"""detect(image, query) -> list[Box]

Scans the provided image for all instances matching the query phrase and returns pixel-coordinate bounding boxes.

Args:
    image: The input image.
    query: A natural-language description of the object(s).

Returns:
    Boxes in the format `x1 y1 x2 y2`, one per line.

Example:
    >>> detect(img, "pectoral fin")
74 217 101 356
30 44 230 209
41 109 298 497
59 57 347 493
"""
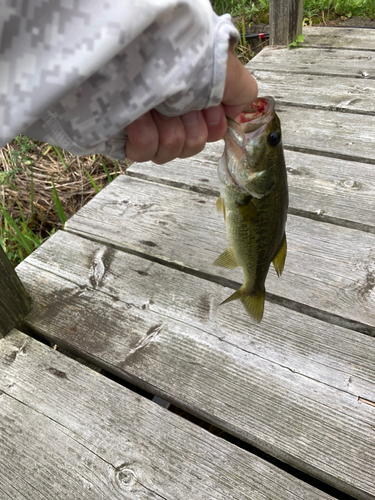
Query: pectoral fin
236 197 258 224
272 233 287 277
248 169 277 199
214 247 239 269
216 195 226 221
220 286 265 323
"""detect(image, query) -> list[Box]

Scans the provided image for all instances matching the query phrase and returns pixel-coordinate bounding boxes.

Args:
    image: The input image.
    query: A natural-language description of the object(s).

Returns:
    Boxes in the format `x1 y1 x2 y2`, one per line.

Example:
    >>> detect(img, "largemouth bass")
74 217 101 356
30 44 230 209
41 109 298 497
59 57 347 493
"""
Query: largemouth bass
215 96 288 322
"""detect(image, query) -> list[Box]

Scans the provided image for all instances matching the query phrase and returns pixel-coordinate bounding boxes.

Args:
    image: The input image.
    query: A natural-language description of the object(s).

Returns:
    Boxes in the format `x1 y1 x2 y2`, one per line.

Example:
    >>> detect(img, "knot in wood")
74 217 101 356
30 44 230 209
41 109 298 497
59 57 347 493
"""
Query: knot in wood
116 467 137 489
342 179 361 190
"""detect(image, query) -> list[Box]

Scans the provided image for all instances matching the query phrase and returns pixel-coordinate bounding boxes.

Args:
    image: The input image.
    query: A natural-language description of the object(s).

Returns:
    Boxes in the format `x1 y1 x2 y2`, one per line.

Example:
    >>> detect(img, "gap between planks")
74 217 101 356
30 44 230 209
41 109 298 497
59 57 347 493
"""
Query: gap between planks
8 321 366 500
305 45 375 53
302 26 375 52
283 145 375 166
64 225 375 338
1 329 338 500
126 169 375 236
250 46 375 80
271 101 375 118
249 67 375 81
120 144 375 235
16 232 375 499
63 174 375 337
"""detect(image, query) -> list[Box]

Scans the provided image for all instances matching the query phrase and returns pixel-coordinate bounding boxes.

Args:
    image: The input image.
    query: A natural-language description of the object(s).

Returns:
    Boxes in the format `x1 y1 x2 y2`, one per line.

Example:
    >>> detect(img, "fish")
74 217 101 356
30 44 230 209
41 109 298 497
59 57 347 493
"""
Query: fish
215 96 288 323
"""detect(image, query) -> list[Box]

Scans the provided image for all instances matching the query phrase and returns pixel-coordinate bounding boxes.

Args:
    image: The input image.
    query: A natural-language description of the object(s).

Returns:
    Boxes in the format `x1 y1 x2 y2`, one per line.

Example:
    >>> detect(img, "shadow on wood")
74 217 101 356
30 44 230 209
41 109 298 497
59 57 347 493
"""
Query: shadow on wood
0 246 31 337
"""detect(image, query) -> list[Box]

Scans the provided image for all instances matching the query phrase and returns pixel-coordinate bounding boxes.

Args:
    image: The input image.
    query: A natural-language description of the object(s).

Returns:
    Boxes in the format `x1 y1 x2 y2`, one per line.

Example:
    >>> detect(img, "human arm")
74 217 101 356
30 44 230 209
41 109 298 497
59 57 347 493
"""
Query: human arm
0 0 256 161
126 46 258 163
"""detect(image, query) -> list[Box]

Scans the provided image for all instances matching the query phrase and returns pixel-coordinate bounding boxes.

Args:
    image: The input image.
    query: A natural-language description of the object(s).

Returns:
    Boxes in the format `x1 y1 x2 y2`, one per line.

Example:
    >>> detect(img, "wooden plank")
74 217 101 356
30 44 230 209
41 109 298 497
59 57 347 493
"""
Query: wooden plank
127 145 375 232
15 231 375 499
303 26 375 51
0 329 334 500
249 46 375 79
63 175 375 331
0 246 31 338
189 106 375 166
269 0 304 46
253 70 375 114
277 104 375 163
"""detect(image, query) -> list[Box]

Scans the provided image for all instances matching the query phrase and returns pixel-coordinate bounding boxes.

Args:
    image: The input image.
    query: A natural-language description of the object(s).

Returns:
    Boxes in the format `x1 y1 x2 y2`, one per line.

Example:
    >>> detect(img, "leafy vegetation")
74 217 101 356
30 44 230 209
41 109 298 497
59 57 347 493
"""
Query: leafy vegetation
304 0 375 20
288 33 305 48
211 0 269 20
0 136 127 266
211 0 375 20
211 0 374 62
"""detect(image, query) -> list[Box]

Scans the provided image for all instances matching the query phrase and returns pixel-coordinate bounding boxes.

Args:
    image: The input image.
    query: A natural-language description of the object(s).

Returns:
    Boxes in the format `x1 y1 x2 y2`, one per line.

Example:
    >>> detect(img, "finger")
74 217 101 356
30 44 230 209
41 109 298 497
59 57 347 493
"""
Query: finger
179 110 208 158
126 112 159 162
222 46 258 119
223 103 251 121
150 110 185 164
202 105 227 142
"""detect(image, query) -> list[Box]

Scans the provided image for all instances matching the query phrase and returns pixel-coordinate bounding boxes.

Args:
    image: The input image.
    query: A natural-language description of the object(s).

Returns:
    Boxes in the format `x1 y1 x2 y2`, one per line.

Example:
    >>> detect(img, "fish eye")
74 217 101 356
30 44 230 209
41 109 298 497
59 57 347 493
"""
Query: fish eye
268 130 281 147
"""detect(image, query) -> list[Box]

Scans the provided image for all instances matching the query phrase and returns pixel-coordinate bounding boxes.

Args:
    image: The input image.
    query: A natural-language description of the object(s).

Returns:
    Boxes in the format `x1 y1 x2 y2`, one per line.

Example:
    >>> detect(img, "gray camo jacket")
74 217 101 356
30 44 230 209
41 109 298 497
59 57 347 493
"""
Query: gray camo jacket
0 0 238 159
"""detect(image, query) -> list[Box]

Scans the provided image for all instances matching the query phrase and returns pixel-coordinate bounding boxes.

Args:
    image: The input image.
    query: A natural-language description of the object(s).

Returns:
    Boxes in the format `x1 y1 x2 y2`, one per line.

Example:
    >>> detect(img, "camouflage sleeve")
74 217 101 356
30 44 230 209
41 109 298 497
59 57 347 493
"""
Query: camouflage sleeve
0 0 239 159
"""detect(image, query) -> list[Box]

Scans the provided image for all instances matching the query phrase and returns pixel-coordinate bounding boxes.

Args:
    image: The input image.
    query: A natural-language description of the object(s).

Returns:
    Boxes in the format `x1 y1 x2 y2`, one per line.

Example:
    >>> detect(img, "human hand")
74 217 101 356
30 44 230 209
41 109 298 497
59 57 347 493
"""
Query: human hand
125 46 257 164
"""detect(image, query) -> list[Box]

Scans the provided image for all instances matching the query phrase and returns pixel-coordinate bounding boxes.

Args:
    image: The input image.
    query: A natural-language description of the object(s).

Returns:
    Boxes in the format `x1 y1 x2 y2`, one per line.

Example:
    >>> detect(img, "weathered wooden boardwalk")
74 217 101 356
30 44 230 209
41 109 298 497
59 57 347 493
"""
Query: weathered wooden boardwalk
1 26 375 500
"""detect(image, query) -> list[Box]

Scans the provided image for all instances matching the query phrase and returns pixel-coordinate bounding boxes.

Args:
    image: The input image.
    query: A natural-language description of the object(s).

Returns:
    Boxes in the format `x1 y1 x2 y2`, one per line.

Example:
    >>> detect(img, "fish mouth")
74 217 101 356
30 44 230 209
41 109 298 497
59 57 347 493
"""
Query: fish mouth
227 97 275 135
222 97 276 191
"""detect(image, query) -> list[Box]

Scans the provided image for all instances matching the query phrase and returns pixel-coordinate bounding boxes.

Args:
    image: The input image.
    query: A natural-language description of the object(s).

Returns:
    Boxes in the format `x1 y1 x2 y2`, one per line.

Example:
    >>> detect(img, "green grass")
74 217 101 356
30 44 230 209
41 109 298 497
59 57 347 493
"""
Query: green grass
304 0 375 19
211 0 374 20
211 0 269 19
0 204 55 265
1 137 121 267
51 179 67 225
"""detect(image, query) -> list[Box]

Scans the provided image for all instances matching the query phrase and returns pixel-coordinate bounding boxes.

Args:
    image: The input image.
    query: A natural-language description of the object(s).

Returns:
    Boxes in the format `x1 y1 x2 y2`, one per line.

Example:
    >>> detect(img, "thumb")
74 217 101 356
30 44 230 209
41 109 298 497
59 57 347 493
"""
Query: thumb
222 46 258 120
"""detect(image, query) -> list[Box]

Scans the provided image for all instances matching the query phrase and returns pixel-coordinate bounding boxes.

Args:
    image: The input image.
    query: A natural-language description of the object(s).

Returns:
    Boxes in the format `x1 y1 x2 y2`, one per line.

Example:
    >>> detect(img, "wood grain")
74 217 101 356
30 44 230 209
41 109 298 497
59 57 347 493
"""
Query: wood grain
303 26 375 51
253 70 375 114
277 105 375 163
127 145 375 232
0 246 31 338
269 0 304 46
249 46 375 79
63 175 375 331
194 104 375 165
1 329 334 500
15 230 375 499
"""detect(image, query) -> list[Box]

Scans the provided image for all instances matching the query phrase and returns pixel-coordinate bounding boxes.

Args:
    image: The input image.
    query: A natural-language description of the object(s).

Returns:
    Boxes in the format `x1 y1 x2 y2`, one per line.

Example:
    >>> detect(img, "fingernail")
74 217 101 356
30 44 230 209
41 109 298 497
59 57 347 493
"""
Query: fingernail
181 111 198 125
205 106 223 126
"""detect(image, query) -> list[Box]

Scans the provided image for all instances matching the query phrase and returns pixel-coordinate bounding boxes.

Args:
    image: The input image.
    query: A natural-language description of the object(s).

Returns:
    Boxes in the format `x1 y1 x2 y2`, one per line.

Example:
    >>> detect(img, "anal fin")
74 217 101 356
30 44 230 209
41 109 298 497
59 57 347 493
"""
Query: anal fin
214 247 239 269
272 233 287 277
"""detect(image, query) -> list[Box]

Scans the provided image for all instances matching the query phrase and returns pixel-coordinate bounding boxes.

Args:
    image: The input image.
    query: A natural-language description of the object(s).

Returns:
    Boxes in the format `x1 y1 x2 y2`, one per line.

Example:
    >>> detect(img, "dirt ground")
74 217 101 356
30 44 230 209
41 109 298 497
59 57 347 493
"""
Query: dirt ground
332 15 375 26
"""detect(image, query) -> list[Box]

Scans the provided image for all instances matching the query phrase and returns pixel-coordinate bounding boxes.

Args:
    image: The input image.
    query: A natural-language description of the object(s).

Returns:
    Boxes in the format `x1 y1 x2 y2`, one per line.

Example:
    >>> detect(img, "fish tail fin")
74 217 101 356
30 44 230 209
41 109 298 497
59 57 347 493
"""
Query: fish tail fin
220 287 265 323
273 233 287 277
